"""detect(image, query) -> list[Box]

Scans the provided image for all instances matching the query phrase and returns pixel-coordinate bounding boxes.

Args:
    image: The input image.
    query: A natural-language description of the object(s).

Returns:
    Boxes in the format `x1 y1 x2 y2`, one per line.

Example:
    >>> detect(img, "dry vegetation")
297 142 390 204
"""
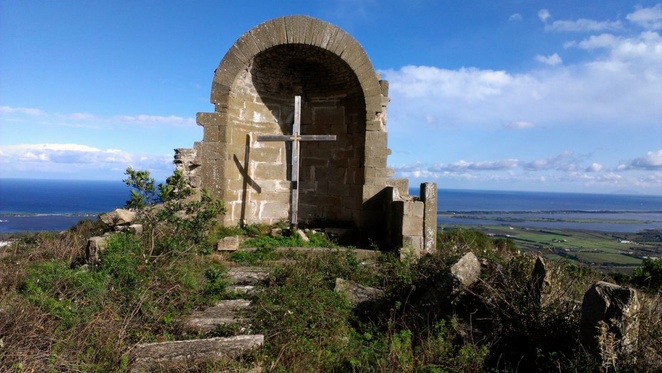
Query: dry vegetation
1 223 660 372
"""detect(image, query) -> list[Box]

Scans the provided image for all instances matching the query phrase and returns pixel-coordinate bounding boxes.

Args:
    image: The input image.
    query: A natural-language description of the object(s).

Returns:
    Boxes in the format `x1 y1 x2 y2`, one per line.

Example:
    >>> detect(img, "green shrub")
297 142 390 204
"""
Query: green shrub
19 261 108 328
632 258 662 292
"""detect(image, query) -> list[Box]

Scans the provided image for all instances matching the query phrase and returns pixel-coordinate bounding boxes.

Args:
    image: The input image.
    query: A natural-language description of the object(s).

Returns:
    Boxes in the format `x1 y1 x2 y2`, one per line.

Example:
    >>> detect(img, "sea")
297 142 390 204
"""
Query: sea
1 179 661 234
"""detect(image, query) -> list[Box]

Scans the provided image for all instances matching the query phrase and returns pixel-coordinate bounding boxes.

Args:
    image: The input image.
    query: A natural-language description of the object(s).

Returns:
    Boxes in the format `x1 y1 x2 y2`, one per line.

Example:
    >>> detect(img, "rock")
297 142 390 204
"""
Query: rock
296 229 310 242
449 252 481 290
85 236 108 265
129 335 264 372
217 236 241 251
579 281 639 367
128 224 143 235
334 278 385 307
418 252 481 308
100 209 136 226
526 256 549 306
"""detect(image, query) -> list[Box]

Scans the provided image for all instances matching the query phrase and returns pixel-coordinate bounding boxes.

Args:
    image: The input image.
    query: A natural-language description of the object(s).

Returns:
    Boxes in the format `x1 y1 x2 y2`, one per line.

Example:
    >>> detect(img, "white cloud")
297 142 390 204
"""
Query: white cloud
545 18 622 33
509 13 522 22
538 9 551 23
429 159 520 172
586 163 603 172
0 143 173 178
113 114 195 126
381 28 662 131
0 106 195 127
535 53 563 65
0 106 45 116
626 4 662 30
618 150 662 170
538 9 622 32
505 121 535 129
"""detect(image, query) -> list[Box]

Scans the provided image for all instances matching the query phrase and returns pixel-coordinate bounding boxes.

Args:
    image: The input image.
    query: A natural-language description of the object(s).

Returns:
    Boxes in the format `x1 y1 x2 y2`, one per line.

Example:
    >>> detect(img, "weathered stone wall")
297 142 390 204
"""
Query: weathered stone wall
178 15 436 253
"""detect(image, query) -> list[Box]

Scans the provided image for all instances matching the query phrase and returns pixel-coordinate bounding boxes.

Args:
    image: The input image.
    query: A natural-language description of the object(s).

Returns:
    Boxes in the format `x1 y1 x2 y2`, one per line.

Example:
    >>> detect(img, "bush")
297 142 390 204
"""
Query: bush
19 261 108 328
123 168 225 257
631 258 662 292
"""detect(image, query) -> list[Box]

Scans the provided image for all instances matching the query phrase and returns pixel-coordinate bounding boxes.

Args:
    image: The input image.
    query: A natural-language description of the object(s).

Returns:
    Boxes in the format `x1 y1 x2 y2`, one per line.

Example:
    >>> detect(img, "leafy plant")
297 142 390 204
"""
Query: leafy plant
123 167 225 256
631 258 662 292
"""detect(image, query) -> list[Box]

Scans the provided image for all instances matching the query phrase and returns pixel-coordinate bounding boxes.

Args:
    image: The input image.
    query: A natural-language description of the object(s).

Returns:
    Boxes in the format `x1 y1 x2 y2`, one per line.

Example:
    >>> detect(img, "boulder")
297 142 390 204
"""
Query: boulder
334 278 385 307
526 256 549 306
418 252 481 308
449 252 481 290
100 208 136 226
85 236 109 265
217 236 241 251
579 281 639 367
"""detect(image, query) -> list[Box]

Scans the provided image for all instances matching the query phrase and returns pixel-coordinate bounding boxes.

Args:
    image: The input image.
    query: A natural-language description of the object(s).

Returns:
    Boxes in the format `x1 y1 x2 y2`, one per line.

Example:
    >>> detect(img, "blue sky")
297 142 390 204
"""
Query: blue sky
1 1 661 195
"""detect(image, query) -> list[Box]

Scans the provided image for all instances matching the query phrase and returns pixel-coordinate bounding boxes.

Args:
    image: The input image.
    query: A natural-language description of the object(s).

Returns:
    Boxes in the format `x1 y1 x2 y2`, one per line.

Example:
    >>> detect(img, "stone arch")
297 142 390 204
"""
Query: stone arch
210 16 385 122
195 15 394 235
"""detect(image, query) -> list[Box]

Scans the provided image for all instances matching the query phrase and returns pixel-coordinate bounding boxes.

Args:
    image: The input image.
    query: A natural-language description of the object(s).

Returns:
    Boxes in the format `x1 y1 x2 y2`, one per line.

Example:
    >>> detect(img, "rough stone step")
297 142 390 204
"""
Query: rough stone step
129 334 264 372
228 266 270 285
239 246 381 261
227 285 257 294
184 299 251 333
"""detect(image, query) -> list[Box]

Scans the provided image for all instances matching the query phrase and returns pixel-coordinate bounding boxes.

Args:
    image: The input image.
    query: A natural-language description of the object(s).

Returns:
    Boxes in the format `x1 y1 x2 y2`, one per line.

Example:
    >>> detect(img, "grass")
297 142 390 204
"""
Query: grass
1 220 661 371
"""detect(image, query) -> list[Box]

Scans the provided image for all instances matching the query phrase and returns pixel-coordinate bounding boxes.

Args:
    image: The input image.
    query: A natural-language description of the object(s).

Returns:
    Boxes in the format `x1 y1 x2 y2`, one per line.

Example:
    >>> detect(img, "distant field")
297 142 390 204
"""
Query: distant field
440 224 662 271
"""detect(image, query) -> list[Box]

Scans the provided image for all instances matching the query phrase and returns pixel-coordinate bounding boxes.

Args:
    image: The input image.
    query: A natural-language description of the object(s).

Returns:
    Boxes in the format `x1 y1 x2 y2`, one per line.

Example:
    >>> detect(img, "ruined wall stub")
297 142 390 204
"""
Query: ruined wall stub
181 15 436 252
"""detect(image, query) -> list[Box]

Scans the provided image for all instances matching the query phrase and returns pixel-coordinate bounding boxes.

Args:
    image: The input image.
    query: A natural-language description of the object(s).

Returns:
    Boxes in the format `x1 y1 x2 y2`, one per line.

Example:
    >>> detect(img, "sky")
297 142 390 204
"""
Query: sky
1 1 661 195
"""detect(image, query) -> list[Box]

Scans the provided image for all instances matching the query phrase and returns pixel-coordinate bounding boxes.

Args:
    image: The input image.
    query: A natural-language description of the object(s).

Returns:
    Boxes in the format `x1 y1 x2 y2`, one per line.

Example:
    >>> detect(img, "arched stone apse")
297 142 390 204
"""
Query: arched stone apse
194 16 391 230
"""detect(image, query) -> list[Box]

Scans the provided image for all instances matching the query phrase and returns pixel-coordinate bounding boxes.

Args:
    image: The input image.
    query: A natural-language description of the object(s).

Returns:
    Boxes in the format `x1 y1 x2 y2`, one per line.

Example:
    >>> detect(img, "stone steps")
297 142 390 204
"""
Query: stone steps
129 335 264 372
128 246 379 371
184 299 252 333
128 265 270 371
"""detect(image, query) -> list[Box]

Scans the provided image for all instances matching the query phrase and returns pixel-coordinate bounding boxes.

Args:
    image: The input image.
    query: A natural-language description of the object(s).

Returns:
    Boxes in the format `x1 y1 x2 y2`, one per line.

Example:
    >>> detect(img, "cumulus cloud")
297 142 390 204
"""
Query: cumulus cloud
113 114 195 126
538 9 551 23
429 159 520 172
538 9 622 32
505 121 535 129
545 18 622 33
586 163 603 172
618 150 662 170
381 21 661 131
0 106 45 116
509 13 522 22
0 143 173 178
0 106 195 127
626 4 662 30
535 53 563 65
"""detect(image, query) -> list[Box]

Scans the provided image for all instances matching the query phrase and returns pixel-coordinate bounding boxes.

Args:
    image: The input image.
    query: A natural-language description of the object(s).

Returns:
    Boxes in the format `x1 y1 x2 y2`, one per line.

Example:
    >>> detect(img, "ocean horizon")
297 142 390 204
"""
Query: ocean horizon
1 178 661 233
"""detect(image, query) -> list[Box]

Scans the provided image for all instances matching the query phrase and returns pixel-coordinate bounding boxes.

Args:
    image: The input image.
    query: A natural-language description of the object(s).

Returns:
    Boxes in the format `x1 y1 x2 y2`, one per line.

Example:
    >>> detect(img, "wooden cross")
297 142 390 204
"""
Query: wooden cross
256 96 336 230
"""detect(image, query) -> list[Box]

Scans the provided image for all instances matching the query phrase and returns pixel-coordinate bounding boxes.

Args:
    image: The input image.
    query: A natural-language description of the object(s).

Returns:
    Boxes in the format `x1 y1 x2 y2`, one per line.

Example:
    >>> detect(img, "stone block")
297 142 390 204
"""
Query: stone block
259 201 290 220
402 235 423 252
366 120 385 132
364 155 387 168
254 162 287 180
379 80 389 97
250 146 283 163
217 236 241 252
402 213 422 237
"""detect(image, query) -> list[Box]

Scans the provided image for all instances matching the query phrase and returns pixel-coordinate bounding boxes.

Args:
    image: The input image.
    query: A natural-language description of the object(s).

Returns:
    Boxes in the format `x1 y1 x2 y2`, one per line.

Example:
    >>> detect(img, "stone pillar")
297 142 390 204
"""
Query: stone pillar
421 182 437 253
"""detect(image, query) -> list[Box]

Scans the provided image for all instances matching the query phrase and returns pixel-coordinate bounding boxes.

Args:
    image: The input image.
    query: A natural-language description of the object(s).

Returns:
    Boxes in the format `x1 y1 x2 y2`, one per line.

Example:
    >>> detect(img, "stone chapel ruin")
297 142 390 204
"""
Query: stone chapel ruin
175 15 437 253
